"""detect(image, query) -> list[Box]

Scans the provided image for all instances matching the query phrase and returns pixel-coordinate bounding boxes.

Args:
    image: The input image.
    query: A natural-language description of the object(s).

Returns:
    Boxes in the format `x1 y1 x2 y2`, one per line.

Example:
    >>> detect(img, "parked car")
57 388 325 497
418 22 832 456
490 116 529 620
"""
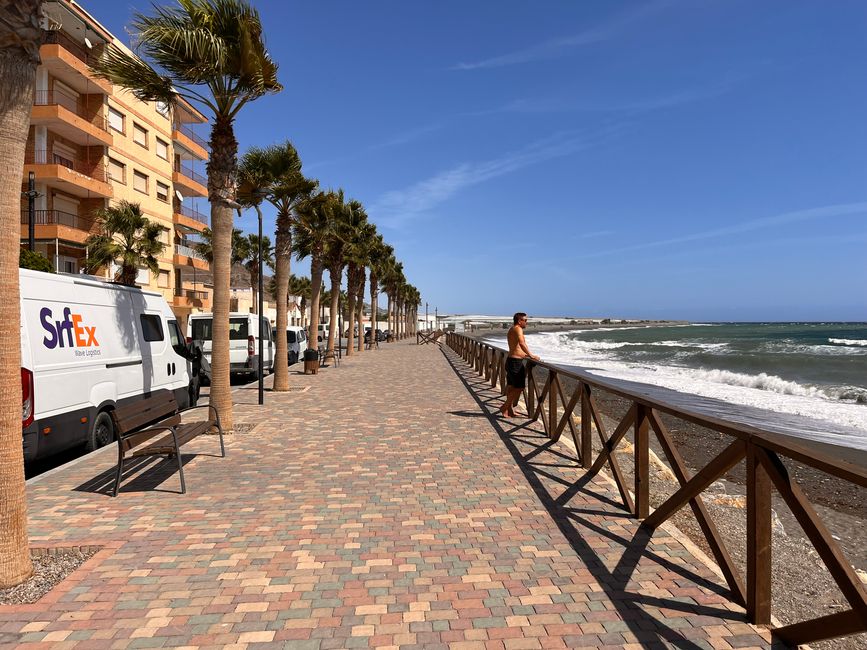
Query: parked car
381 329 392 340
20 269 196 463
187 312 274 382
273 325 308 364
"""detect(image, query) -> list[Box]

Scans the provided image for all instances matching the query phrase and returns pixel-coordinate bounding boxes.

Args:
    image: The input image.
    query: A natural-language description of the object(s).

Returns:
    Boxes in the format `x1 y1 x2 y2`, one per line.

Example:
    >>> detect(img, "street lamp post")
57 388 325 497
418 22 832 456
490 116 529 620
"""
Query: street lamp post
425 302 429 331
434 306 438 332
257 206 264 406
25 172 37 252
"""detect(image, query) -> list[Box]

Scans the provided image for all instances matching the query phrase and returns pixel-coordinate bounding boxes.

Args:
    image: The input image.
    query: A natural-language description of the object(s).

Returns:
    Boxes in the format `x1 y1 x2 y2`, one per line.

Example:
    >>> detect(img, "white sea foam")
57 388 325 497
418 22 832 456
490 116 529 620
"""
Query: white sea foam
487 331 867 448
829 338 867 347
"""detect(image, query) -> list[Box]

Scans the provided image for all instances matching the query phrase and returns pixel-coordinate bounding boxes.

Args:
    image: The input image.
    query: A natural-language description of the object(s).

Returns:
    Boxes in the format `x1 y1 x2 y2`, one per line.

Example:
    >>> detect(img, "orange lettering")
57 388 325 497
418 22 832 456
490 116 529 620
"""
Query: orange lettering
72 314 87 347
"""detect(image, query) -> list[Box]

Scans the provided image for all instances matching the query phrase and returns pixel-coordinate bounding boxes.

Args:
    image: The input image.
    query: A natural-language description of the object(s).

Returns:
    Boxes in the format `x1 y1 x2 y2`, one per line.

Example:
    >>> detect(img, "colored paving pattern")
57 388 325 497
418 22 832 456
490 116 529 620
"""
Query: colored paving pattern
1 340 778 649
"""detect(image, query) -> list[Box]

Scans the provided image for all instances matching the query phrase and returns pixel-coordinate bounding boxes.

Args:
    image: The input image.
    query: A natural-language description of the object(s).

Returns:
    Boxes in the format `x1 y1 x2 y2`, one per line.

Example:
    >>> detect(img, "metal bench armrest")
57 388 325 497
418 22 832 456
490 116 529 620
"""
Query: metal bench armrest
176 403 221 427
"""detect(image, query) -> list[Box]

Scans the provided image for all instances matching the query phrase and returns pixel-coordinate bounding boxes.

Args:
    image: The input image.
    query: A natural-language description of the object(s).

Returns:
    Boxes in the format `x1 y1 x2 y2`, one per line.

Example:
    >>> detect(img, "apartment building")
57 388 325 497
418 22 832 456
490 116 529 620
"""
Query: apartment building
20 0 212 329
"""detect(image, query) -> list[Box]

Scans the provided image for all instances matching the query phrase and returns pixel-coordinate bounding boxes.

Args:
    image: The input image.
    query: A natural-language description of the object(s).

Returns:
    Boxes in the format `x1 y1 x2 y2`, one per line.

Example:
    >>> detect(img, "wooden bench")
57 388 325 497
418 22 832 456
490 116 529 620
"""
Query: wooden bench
109 391 225 496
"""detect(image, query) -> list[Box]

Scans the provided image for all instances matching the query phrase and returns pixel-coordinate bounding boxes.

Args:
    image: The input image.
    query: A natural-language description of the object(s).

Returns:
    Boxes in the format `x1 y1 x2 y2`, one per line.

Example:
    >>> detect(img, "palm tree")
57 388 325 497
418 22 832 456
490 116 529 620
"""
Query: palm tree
242 233 273 313
367 238 392 348
287 274 312 327
238 143 316 390
92 0 282 431
322 196 365 361
84 201 167 285
293 191 337 353
344 222 377 356
0 0 43 590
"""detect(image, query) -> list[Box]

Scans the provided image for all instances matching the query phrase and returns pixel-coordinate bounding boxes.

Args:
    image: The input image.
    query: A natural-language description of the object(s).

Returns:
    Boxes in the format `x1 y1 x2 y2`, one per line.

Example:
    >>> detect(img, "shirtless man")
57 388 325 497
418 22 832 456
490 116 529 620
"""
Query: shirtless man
499 312 540 417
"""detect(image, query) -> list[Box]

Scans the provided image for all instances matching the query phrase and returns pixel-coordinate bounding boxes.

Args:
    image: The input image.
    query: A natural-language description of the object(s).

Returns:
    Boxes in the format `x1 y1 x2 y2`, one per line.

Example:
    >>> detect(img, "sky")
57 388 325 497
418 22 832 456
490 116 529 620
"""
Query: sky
84 0 867 321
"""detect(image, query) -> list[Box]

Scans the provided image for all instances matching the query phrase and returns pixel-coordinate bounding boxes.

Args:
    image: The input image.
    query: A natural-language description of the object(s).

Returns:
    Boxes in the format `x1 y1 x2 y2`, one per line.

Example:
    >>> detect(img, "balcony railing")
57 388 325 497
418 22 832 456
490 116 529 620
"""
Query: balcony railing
32 90 108 131
173 163 207 187
25 149 108 183
173 201 208 225
20 209 94 231
42 29 100 66
172 121 208 149
174 243 206 260
174 288 208 301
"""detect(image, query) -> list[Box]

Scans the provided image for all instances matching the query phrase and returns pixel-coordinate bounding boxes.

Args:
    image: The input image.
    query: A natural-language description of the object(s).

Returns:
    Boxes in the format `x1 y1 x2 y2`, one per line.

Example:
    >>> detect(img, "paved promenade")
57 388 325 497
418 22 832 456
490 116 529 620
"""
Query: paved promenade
3 340 775 649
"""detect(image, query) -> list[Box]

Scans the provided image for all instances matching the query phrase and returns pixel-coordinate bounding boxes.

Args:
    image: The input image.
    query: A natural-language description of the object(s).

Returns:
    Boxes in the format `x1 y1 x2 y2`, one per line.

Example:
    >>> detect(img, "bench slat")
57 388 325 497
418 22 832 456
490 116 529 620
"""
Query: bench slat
111 391 178 436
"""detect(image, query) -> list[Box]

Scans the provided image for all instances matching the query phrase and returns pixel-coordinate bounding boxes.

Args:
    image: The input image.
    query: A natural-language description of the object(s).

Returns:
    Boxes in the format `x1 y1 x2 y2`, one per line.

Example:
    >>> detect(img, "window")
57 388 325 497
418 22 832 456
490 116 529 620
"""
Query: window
155 101 169 117
140 314 164 342
108 107 124 133
133 170 148 194
158 270 170 288
156 180 169 202
228 318 249 340
133 123 148 148
168 320 187 357
155 138 168 160
190 318 213 342
108 157 125 183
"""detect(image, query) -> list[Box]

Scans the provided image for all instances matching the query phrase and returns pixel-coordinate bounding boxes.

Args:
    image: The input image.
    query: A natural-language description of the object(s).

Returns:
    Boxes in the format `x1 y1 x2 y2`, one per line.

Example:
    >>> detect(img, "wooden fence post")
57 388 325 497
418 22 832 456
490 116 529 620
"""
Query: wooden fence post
747 442 772 624
580 383 592 468
634 404 649 518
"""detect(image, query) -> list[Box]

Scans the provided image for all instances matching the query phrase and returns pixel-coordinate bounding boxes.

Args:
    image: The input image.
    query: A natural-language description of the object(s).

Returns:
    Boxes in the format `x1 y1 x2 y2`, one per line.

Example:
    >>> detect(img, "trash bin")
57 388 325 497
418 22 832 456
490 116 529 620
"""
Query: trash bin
303 348 320 375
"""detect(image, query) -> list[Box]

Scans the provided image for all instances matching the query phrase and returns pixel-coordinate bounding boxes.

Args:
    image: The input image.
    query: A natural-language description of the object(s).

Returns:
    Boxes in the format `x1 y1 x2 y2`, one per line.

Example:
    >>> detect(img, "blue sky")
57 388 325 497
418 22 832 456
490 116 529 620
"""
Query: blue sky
87 0 867 321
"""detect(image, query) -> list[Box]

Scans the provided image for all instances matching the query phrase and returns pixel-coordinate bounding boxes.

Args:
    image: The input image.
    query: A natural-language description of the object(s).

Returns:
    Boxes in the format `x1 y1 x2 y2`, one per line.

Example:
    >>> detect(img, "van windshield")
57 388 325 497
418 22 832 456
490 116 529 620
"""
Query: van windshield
191 318 249 341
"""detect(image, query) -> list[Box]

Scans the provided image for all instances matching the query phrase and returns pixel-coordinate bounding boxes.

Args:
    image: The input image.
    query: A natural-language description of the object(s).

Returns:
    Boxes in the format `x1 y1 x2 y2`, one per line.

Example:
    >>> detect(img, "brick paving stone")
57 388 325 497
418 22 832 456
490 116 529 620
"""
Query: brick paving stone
4 340 778 648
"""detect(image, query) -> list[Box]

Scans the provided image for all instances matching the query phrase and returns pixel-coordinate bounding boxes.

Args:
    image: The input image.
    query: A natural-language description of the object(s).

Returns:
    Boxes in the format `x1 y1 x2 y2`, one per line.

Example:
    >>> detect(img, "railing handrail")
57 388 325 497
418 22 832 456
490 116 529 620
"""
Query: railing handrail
174 202 208 224
445 331 867 646
174 288 208 300
24 149 108 183
173 163 207 186
20 208 95 231
448 333 866 485
172 121 208 149
42 29 94 65
32 90 109 131
174 243 205 260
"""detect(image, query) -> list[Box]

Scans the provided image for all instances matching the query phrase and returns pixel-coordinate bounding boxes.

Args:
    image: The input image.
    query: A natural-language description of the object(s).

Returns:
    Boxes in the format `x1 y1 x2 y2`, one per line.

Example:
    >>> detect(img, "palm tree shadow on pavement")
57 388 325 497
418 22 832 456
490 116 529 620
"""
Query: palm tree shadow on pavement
439 345 760 650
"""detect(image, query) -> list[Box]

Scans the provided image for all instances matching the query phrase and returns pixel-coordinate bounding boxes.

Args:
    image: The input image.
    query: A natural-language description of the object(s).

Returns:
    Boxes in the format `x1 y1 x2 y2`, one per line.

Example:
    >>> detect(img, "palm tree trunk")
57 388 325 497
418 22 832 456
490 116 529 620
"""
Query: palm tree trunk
307 255 324 353
345 265 358 357
356 267 365 352
0 10 40 587
206 114 238 432
273 209 291 390
325 265 341 360
368 274 376 349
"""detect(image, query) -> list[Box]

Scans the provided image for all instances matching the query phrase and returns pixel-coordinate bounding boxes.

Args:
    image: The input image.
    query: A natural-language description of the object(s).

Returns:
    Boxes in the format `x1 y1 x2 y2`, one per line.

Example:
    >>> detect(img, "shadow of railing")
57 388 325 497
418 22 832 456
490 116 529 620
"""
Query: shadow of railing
440 347 749 649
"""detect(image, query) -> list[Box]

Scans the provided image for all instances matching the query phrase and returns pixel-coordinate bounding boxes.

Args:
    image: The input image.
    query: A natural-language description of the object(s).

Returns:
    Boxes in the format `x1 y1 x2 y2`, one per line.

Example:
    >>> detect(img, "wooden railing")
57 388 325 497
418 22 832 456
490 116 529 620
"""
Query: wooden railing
445 332 867 647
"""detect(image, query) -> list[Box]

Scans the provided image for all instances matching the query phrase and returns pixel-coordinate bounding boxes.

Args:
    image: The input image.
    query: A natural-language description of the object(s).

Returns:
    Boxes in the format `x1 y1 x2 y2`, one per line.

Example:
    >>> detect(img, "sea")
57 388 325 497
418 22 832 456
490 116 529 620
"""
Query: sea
488 322 867 451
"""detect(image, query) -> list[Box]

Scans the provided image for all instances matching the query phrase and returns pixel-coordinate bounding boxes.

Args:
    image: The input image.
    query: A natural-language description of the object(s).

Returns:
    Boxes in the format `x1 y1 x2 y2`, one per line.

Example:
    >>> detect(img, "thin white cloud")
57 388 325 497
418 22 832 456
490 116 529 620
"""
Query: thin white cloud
576 202 867 260
453 1 673 71
371 124 627 228
371 123 443 150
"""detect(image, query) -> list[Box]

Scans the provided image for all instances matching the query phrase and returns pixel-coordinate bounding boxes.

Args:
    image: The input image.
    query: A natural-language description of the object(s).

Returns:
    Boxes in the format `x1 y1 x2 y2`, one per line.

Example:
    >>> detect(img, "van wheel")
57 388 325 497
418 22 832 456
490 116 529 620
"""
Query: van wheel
87 411 114 452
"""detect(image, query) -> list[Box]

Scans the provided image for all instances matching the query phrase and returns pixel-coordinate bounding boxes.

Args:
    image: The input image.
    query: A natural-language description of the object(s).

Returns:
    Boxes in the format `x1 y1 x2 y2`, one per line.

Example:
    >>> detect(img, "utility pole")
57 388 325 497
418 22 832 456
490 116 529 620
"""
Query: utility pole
425 302 429 331
434 306 438 331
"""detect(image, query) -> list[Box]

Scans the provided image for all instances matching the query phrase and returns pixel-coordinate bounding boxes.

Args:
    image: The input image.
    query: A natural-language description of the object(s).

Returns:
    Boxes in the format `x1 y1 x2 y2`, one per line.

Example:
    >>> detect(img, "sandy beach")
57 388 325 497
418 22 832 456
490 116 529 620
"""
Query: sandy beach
463 324 867 649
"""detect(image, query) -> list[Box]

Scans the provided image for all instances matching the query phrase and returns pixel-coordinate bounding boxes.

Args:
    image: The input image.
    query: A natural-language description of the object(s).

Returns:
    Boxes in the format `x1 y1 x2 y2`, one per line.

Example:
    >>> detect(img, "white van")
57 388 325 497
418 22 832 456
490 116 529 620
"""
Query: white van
187 312 273 382
273 325 308 364
20 269 195 463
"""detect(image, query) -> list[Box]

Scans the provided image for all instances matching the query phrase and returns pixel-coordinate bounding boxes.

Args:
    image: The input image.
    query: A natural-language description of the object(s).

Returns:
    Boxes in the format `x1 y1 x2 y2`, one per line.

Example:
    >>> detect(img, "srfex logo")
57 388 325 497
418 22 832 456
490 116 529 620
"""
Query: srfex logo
41 307 99 350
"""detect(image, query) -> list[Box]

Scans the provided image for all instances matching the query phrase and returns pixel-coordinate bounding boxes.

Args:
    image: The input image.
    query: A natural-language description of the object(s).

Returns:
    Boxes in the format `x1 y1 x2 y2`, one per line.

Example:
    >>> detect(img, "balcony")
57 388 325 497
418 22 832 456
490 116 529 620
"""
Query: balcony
20 209 96 244
172 163 207 198
173 242 209 270
31 91 112 147
24 149 112 198
173 287 211 309
39 30 111 95
173 201 208 231
171 121 208 160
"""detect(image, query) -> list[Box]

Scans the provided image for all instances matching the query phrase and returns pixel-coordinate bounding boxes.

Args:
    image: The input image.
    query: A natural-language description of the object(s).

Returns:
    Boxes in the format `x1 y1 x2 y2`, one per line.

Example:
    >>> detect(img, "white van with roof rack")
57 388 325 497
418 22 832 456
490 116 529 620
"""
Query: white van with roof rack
20 269 196 463
187 312 273 382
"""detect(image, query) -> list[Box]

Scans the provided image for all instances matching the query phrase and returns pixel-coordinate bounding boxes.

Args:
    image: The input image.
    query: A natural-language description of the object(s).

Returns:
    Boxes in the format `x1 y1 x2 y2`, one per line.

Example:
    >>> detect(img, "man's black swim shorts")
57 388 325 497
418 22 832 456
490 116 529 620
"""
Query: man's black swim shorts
505 357 527 389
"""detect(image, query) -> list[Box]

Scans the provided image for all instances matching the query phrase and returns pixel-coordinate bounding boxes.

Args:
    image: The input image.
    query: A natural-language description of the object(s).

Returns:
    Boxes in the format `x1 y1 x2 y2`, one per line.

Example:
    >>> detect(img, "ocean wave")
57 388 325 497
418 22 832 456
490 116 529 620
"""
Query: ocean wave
829 338 867 347
688 368 829 399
